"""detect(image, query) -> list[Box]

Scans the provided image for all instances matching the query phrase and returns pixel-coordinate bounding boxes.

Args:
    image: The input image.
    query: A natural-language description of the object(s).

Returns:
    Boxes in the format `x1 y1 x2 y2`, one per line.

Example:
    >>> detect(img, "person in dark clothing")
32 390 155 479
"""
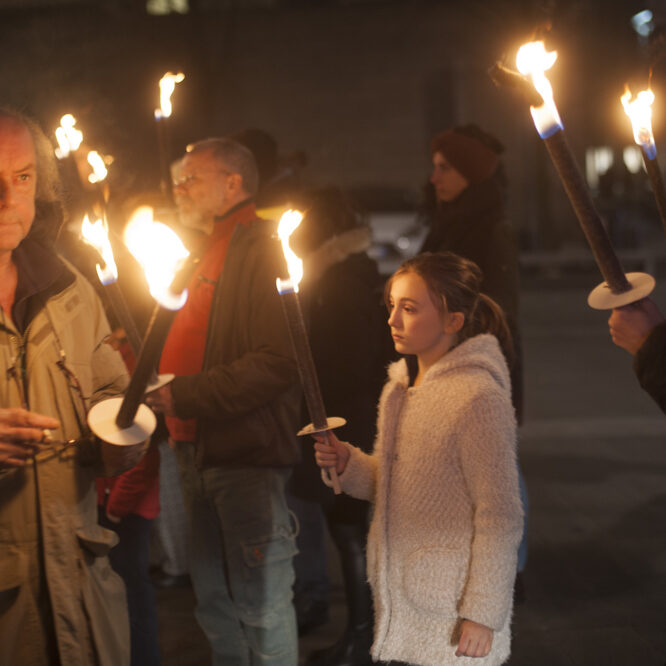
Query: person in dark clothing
288 187 392 666
420 125 521 414
609 297 666 412
146 137 301 665
419 124 528 584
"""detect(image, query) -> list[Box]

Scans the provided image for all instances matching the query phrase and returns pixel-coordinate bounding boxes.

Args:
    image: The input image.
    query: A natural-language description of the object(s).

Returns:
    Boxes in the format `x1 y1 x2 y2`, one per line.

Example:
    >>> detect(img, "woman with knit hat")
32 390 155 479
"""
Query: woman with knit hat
421 127 529 593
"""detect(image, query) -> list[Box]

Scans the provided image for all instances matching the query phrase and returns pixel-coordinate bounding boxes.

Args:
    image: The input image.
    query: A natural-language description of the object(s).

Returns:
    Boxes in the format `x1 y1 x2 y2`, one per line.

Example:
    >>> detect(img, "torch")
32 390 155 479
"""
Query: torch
621 86 666 232
87 207 193 447
154 71 185 201
54 114 87 198
490 41 655 310
276 210 344 494
81 214 143 357
86 149 113 220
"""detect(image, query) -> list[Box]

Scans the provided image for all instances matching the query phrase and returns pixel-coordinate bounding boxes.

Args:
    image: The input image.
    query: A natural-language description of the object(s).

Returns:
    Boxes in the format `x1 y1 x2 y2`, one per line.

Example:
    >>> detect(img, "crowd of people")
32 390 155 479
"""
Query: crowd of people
0 104 663 666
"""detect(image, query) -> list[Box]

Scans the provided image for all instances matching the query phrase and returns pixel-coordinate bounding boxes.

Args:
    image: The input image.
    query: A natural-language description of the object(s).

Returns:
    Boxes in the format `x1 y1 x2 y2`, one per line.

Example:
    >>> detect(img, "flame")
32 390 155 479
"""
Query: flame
54 114 83 159
276 210 304 294
87 150 108 184
124 206 190 309
81 214 118 285
516 41 563 138
155 72 185 119
621 86 656 159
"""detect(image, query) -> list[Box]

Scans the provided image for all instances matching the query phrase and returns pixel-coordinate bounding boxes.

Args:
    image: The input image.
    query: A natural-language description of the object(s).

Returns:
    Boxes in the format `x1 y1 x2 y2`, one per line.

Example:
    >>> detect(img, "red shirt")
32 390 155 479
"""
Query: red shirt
159 202 256 442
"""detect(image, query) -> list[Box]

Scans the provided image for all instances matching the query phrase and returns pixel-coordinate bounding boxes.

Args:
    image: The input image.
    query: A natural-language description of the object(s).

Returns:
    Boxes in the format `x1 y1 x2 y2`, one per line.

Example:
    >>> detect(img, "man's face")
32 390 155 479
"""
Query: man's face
0 119 36 253
173 149 232 233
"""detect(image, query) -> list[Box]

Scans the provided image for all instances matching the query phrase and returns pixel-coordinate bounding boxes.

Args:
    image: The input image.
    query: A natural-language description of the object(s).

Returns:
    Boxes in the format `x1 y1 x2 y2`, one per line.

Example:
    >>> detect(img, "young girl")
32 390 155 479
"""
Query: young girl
314 251 523 665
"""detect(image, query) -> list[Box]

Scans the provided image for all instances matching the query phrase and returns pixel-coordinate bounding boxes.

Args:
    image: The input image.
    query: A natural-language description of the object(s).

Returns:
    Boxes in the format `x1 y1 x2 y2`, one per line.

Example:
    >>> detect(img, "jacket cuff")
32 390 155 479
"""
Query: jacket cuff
320 442 376 502
170 375 197 420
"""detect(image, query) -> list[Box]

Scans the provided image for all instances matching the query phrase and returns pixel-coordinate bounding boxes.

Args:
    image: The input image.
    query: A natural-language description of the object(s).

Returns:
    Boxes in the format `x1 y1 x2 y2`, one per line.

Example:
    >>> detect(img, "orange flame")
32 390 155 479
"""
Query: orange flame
54 114 83 159
87 150 109 184
516 41 563 138
621 86 656 158
155 72 185 119
276 210 304 293
124 206 190 309
81 214 117 284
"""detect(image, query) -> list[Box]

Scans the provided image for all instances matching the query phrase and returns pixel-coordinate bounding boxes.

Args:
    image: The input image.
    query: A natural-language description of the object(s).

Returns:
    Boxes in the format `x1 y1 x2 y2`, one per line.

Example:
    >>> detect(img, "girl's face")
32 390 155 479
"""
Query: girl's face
430 151 469 203
388 271 462 368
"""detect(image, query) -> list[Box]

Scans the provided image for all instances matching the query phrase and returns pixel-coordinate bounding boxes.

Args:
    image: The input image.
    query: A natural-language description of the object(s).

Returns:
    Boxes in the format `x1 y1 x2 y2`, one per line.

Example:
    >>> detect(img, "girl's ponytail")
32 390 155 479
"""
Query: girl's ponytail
467 293 514 365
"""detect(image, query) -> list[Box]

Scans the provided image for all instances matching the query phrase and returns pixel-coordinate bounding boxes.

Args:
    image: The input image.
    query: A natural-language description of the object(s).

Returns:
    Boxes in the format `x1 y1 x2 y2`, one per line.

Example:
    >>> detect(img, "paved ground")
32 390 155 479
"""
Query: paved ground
155 273 666 666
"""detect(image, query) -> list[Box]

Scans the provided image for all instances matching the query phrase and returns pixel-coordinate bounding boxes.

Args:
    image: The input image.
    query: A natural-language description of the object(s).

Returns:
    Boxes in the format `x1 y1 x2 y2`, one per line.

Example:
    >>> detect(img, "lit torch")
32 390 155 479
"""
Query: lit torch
490 41 655 309
54 113 83 159
86 149 113 220
81 214 143 357
276 210 343 494
87 206 195 446
154 71 185 201
54 113 88 198
621 86 666 231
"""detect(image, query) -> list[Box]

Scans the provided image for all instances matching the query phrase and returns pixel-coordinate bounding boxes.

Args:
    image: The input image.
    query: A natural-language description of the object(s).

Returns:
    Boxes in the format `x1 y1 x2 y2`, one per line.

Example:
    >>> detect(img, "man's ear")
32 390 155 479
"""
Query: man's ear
445 311 465 334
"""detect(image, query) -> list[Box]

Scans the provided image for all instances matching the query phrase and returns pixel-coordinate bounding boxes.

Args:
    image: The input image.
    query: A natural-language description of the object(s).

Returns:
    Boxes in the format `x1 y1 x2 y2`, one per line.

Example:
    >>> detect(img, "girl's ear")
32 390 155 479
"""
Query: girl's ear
445 311 465 334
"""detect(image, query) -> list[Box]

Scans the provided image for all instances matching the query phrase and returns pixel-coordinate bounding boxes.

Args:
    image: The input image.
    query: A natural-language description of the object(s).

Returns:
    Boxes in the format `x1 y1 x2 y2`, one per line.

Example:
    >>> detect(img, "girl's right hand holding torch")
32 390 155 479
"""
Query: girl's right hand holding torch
313 430 351 476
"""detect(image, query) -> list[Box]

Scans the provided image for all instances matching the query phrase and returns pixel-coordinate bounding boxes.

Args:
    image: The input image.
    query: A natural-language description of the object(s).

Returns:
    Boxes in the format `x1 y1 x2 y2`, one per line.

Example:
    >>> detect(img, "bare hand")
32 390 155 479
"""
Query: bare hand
313 430 350 475
609 298 664 355
0 408 60 468
455 619 493 658
145 384 176 417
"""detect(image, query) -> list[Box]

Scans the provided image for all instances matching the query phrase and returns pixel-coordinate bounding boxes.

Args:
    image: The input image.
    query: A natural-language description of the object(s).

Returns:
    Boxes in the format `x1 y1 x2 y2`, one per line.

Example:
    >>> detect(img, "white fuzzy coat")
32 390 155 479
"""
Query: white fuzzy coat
325 334 523 666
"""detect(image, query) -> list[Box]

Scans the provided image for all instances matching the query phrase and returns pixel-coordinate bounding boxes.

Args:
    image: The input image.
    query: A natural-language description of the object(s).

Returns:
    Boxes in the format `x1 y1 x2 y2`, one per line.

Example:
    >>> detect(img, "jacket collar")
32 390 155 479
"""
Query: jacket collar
304 227 372 285
11 238 73 333
388 334 510 392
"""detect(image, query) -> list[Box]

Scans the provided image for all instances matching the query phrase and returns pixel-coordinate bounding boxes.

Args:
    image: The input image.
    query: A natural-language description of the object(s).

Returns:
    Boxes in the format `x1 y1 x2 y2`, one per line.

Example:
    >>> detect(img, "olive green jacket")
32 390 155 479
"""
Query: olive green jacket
0 241 131 666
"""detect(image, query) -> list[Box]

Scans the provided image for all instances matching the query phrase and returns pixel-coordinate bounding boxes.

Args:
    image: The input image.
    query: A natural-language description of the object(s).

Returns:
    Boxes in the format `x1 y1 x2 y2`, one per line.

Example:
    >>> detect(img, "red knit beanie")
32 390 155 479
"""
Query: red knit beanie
430 129 499 184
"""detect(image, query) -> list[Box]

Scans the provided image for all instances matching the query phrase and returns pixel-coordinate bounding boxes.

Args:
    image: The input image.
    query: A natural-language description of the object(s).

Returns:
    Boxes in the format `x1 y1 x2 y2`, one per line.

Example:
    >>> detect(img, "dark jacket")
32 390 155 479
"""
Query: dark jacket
420 177 519 329
634 321 666 413
170 207 301 468
289 228 392 508
419 176 523 422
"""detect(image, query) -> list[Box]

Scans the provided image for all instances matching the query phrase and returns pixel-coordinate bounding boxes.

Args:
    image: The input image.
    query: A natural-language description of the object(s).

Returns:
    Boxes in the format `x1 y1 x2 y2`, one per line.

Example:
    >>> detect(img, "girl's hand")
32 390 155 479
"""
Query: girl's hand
455 619 493 658
313 430 350 475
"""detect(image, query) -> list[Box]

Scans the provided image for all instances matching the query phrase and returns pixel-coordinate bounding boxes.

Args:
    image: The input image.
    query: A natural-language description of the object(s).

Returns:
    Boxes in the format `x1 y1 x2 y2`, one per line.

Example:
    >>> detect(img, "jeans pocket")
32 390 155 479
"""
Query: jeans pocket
237 532 297 622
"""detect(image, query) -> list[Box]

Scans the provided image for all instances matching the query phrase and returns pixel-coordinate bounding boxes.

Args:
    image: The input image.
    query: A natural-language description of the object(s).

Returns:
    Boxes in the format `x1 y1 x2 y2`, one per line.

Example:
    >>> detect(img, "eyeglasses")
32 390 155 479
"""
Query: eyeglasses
172 169 232 189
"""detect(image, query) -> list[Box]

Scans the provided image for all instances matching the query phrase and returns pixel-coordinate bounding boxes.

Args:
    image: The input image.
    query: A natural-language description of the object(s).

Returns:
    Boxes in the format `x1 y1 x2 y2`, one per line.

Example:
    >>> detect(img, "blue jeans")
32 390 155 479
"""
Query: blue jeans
99 510 161 666
175 443 298 666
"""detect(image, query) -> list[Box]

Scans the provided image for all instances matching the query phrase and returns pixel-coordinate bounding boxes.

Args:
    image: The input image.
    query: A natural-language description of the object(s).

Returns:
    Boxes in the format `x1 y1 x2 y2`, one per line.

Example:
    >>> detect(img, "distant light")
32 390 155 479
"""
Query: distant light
623 145 644 174
631 10 654 37
396 236 411 251
585 146 614 189
146 0 189 15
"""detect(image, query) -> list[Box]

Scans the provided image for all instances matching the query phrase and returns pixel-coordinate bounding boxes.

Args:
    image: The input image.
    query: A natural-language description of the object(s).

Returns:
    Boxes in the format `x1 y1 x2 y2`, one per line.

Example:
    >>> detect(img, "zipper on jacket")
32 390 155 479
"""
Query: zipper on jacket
6 331 29 410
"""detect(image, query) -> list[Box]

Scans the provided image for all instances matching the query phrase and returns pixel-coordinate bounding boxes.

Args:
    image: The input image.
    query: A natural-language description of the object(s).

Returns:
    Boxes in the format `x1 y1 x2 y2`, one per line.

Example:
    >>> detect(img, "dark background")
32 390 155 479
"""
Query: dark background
2 0 665 252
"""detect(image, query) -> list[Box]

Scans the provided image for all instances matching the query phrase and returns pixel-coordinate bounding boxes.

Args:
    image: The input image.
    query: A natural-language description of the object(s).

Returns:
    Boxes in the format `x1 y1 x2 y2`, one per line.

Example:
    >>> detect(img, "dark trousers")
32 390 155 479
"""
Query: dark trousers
99 509 161 666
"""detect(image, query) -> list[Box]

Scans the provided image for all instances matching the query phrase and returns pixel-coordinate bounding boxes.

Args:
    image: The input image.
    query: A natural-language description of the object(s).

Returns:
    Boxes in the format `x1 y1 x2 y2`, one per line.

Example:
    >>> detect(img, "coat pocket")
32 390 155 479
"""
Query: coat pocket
76 527 130 666
402 547 466 617
0 547 27 593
